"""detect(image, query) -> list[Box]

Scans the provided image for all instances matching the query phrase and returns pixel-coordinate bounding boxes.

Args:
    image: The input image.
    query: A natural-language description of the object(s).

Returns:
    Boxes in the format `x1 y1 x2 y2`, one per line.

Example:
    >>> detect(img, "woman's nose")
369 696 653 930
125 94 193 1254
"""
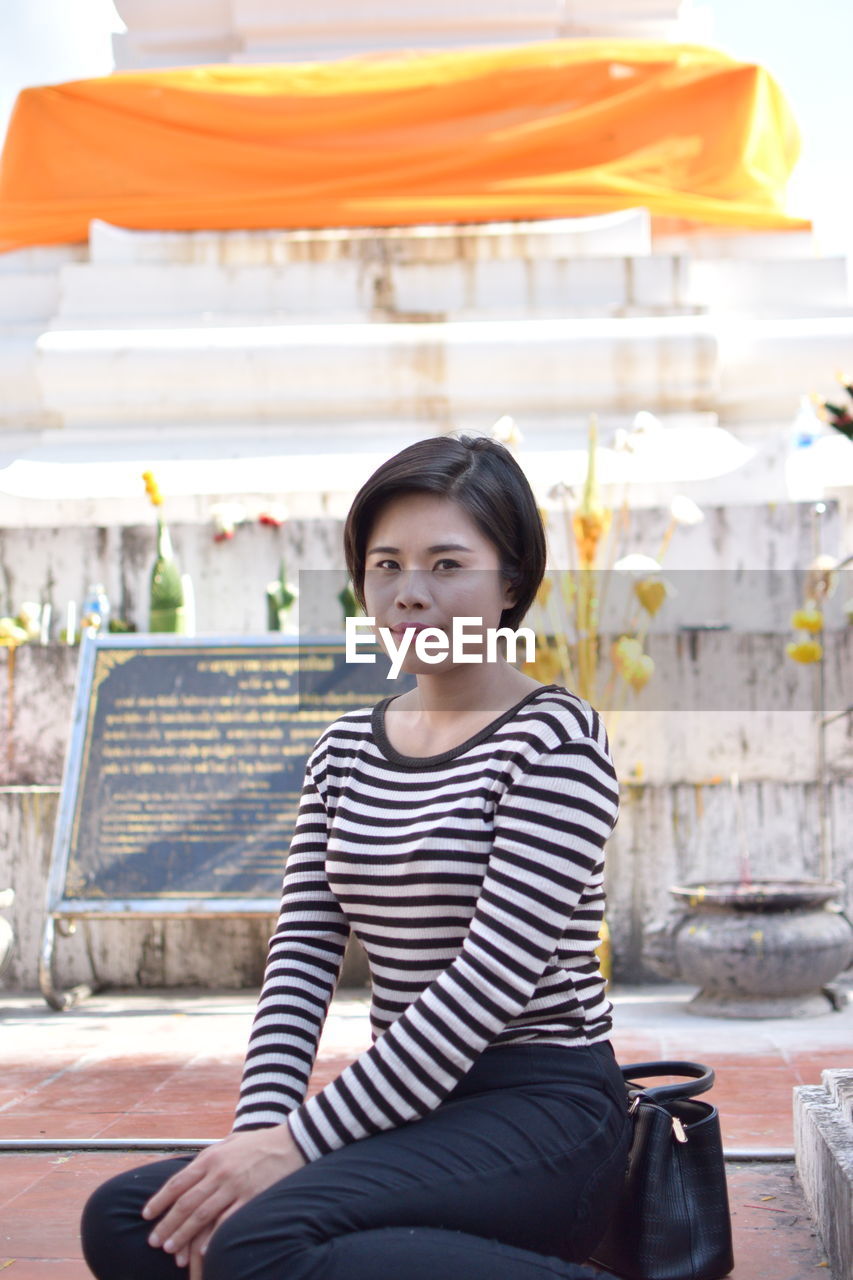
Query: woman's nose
393 569 433 608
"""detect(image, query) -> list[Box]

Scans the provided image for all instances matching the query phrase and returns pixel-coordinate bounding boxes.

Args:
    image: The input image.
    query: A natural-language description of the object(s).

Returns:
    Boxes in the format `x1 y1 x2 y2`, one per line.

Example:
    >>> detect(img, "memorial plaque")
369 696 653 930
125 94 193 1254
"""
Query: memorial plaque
45 634 411 917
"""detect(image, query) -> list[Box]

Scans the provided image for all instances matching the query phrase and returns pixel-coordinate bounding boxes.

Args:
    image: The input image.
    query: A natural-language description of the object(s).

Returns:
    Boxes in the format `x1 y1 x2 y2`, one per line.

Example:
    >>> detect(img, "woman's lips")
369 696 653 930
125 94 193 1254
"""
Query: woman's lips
388 622 435 636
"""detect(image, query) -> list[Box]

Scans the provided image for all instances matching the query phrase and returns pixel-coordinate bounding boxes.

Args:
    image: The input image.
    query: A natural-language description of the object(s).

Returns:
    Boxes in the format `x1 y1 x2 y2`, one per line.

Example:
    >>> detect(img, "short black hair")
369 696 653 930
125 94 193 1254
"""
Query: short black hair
344 434 546 631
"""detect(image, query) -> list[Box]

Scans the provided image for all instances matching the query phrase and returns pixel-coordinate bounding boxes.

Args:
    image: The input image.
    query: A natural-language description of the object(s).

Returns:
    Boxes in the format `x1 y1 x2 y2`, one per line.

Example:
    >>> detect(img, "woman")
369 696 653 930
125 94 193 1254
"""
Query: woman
82 434 631 1280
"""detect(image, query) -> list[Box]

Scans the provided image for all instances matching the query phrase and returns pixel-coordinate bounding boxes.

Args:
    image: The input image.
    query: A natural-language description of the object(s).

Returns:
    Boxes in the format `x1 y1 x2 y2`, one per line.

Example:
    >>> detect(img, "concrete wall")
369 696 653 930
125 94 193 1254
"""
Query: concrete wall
3 635 851 790
2 636 850 992
3 775 851 995
0 785 369 993
0 518 347 658
1 499 847 645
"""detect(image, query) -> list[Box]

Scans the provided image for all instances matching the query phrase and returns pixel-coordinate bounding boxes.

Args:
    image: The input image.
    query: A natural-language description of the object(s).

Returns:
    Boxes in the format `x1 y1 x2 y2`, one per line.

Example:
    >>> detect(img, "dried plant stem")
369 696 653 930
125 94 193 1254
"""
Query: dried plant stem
597 494 631 639
545 584 575 688
655 516 677 564
576 570 598 702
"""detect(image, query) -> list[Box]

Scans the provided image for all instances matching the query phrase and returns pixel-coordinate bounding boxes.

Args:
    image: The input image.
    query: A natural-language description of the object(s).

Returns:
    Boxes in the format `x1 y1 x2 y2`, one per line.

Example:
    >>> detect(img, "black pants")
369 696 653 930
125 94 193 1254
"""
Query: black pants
81 1041 631 1280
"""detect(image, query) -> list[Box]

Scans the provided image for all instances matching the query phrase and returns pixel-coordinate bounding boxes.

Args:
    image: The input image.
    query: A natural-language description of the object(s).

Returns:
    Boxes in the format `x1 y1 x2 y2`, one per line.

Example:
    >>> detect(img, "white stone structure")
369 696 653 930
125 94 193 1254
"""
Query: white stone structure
111 1 709 69
2 214 852 532
1 0 851 1000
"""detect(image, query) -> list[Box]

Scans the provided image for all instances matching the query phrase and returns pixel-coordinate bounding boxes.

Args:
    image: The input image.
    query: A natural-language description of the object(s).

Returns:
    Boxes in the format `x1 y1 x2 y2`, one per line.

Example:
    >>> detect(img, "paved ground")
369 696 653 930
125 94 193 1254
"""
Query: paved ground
1 982 848 1278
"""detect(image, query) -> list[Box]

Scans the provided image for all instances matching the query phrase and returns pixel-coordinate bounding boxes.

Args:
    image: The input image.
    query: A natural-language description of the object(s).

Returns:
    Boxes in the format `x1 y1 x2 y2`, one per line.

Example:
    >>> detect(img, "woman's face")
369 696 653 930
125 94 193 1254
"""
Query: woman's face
362 492 516 675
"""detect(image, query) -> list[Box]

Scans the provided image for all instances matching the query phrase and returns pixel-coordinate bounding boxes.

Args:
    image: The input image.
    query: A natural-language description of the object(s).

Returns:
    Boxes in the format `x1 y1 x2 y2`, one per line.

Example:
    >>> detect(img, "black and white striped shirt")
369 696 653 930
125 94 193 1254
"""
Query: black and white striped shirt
232 682 619 1162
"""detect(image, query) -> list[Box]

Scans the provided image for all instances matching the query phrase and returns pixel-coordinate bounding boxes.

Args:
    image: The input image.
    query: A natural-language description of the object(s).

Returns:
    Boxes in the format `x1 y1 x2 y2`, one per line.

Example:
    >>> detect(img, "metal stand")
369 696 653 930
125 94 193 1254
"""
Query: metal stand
39 914 106 1011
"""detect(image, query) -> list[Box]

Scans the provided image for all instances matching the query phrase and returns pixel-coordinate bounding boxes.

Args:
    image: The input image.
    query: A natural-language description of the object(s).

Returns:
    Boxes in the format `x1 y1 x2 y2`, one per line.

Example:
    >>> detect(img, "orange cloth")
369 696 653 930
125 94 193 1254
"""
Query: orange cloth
0 39 809 251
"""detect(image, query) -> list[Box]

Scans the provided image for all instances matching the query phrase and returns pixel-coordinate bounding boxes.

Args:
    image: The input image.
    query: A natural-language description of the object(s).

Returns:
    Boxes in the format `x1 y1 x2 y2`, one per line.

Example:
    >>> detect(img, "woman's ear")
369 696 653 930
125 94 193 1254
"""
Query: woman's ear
501 574 518 609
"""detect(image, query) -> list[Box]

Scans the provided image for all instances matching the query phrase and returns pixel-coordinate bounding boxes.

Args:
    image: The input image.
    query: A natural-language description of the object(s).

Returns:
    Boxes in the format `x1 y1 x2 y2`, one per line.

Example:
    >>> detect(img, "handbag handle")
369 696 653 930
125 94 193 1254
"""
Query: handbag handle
619 1060 715 1102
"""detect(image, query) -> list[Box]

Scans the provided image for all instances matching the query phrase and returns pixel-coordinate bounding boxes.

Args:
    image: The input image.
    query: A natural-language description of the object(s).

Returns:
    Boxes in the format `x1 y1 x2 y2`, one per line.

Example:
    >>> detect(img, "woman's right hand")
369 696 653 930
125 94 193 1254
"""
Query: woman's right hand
143 1125 307 1270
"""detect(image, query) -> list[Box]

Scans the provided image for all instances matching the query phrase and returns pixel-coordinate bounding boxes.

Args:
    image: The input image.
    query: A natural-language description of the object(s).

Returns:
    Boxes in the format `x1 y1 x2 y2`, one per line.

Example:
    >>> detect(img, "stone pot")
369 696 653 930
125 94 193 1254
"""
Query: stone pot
669 879 853 1018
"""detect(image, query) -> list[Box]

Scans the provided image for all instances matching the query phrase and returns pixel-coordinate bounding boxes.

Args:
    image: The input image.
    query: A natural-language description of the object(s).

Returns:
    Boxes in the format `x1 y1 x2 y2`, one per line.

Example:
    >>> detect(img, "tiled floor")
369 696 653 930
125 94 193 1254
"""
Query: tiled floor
1 984 848 1278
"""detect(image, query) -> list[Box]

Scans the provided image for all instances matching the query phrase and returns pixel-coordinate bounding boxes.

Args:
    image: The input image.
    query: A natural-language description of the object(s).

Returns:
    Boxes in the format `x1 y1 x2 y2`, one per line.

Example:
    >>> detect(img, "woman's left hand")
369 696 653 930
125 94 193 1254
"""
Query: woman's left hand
142 1124 306 1272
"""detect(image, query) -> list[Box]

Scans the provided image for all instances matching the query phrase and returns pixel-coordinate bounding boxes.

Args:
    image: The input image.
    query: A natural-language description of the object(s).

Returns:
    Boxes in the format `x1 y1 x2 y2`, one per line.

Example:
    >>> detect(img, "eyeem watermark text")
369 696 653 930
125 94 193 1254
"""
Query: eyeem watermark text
346 617 536 679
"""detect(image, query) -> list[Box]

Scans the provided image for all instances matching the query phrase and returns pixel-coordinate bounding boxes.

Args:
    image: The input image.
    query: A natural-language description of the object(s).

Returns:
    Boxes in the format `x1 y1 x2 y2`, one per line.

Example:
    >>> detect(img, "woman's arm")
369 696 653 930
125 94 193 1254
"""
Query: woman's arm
232 753 351 1130
285 727 619 1163
144 747 349 1270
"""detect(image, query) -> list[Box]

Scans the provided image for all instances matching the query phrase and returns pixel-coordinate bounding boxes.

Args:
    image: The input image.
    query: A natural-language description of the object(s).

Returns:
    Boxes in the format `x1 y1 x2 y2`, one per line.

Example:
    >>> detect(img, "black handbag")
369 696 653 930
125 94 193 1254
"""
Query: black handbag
590 1061 734 1280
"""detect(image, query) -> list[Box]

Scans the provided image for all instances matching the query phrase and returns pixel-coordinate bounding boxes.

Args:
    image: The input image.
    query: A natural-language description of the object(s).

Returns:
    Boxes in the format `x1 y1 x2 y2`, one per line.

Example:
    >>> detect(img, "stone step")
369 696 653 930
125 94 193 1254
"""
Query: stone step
653 226 817 260
0 244 86 273
4 308 853 451
48 258 699 324
0 408 766 526
0 326 53 426
85 214 654 265
0 218 845 327
42 254 849 325
1 415 848 527
112 0 695 69
22 313 853 426
689 257 850 314
795 1071 853 1280
32 315 719 426
0 272 62 324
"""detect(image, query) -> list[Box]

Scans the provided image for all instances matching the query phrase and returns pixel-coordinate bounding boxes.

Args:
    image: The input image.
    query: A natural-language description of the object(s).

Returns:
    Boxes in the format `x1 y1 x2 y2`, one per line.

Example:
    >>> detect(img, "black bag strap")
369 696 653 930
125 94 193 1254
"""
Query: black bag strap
619 1060 715 1103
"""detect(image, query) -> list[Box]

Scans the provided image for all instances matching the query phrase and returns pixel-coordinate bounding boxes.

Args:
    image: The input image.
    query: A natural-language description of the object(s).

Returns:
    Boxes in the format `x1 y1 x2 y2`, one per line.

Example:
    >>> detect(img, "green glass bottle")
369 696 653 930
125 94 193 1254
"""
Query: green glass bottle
266 559 297 631
149 520 186 633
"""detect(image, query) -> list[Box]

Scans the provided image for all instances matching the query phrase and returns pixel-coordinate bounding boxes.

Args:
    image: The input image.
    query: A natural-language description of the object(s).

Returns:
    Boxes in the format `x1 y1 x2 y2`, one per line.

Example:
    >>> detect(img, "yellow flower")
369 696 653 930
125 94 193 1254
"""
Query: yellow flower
634 577 669 617
572 415 611 568
627 653 655 691
142 470 163 508
612 636 654 690
786 640 823 664
790 608 823 633
572 510 611 568
612 635 643 674
0 617 29 644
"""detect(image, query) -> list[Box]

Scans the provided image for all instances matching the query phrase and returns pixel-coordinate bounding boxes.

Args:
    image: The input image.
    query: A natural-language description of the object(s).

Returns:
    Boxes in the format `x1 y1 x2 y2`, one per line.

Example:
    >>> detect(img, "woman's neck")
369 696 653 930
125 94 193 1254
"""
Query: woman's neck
391 661 543 724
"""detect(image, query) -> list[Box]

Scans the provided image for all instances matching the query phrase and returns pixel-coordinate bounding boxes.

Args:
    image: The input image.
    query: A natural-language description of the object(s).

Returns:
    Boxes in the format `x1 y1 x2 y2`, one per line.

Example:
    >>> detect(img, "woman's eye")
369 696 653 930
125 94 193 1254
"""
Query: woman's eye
370 559 460 571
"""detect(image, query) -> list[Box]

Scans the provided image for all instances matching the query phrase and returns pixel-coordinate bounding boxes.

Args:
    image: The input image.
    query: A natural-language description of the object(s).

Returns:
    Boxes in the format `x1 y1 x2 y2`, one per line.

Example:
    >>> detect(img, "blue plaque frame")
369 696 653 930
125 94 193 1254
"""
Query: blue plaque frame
40 631 408 1008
